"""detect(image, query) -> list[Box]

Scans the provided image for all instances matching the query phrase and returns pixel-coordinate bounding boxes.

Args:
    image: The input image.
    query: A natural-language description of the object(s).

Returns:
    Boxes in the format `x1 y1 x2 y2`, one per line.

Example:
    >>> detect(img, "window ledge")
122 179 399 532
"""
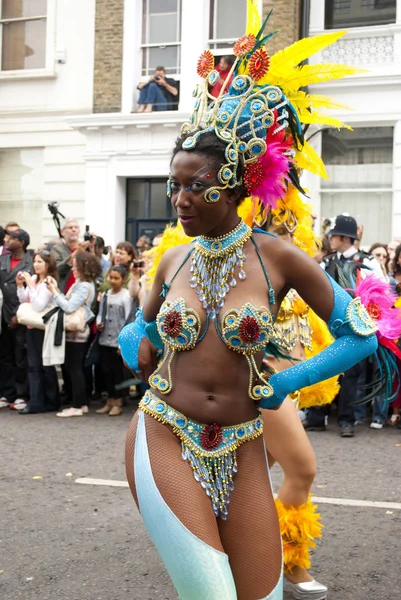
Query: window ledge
0 69 56 81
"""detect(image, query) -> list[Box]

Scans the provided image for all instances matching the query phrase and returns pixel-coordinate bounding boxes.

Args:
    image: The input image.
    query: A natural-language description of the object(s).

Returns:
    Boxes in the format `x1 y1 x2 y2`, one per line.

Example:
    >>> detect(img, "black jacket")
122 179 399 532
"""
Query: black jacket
0 252 33 324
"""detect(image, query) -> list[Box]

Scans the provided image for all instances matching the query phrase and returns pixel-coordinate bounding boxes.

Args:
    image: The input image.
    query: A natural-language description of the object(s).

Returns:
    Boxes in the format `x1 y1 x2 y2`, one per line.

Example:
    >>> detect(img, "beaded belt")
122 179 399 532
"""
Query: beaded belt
139 390 263 520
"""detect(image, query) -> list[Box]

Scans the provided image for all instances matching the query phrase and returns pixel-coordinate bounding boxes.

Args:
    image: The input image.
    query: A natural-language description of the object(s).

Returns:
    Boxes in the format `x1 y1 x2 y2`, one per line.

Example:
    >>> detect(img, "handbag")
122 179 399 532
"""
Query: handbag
16 302 53 330
63 284 94 332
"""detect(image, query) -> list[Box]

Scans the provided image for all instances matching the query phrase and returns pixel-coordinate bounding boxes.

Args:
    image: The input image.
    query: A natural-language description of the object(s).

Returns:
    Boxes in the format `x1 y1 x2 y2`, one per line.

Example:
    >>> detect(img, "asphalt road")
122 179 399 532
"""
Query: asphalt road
1 404 400 600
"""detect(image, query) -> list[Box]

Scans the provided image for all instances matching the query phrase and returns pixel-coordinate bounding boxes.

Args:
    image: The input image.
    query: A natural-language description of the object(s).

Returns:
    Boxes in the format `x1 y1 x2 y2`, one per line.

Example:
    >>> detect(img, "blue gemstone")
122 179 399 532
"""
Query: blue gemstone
262 388 270 396
156 403 165 413
253 145 262 154
255 388 261 395
176 417 185 427
211 192 219 199
237 78 244 87
160 382 166 389
237 428 245 438
254 102 261 109
228 318 234 324
177 335 186 344
239 143 246 151
259 333 265 341
231 338 240 346
153 376 160 384
256 419 262 429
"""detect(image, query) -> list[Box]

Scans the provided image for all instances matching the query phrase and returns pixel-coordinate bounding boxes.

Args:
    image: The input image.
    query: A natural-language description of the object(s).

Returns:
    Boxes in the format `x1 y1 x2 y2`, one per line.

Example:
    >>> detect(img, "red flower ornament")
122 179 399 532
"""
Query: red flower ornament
239 316 261 344
249 48 270 81
244 161 264 194
367 301 382 321
164 310 182 338
201 424 223 450
233 34 256 57
197 50 214 78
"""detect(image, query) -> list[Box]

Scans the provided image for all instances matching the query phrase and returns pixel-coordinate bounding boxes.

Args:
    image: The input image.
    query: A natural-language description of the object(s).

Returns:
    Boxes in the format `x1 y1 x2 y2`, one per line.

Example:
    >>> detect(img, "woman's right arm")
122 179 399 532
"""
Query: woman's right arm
53 283 90 313
17 287 29 303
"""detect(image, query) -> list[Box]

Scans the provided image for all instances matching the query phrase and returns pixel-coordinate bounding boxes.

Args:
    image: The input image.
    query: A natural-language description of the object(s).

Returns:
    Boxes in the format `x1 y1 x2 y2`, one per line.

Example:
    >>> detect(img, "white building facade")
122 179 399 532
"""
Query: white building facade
0 0 96 247
2 0 401 249
307 0 401 246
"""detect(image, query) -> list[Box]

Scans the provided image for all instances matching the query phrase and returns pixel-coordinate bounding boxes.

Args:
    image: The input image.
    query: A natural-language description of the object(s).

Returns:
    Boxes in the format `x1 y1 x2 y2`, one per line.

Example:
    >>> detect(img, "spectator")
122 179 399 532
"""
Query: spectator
387 239 399 274
51 217 90 293
100 241 135 293
3 221 20 246
314 235 331 265
16 250 60 414
0 225 10 256
46 252 102 418
0 229 32 410
209 55 235 98
96 265 132 416
369 243 394 287
136 66 178 113
94 236 111 276
136 236 151 256
324 215 384 438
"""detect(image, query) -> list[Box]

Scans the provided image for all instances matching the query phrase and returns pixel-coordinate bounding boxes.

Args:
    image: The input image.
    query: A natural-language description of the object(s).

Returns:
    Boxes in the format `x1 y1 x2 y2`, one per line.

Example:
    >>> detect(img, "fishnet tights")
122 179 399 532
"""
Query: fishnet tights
125 412 282 600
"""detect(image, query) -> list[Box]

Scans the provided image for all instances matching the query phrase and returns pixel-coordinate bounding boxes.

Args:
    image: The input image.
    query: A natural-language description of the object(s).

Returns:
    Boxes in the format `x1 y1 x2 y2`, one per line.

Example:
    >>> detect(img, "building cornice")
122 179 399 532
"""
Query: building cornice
65 111 191 130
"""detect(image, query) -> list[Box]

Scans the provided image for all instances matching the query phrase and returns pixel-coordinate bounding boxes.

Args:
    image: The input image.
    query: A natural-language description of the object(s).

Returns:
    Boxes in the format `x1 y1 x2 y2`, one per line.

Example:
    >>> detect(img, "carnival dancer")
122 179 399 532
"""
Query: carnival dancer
119 4 377 599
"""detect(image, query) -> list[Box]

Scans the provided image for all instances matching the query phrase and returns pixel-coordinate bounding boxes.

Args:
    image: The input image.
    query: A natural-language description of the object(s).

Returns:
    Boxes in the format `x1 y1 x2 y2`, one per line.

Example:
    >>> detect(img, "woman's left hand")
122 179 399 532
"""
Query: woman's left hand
20 271 33 287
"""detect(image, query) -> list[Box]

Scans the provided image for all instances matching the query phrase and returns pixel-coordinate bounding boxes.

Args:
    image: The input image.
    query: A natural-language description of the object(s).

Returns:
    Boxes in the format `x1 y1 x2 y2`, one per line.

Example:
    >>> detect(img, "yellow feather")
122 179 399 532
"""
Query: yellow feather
295 141 328 180
269 31 347 75
306 93 352 112
277 63 366 90
246 0 260 35
299 109 352 130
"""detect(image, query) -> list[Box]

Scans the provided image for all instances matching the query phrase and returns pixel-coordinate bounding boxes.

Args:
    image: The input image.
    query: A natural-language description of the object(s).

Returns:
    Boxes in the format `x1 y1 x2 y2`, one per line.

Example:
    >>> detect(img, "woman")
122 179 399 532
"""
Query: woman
46 252 101 417
99 241 135 293
16 250 60 414
118 15 376 600
369 243 392 283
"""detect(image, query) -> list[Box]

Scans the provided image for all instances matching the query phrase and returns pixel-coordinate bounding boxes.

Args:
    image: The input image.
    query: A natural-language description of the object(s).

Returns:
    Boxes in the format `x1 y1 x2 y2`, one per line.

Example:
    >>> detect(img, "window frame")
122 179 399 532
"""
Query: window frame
0 0 56 80
324 0 397 30
208 0 249 51
140 0 182 77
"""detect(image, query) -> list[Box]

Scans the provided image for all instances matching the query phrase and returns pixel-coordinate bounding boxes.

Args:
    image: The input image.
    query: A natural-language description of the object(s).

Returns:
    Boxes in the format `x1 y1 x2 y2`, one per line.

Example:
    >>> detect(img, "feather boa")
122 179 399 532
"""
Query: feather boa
275 496 323 572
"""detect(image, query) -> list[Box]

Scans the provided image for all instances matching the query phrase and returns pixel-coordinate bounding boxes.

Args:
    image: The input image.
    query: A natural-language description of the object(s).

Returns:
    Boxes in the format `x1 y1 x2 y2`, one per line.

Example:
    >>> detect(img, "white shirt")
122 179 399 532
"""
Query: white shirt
17 276 54 312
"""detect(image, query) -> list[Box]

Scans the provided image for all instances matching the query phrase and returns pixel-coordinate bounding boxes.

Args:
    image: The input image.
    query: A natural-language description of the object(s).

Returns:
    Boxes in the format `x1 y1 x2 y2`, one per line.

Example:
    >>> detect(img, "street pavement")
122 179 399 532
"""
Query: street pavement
1 403 400 600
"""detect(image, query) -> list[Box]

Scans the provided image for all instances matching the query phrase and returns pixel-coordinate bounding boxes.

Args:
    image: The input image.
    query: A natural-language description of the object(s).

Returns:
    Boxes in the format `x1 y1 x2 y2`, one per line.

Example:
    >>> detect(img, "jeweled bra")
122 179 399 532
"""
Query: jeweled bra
149 221 276 402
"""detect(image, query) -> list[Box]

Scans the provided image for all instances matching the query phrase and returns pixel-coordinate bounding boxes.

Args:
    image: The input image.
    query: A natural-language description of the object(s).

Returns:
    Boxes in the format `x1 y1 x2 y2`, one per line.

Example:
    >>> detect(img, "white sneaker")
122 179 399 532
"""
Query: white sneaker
81 405 89 414
370 421 383 430
0 398 10 408
56 407 84 418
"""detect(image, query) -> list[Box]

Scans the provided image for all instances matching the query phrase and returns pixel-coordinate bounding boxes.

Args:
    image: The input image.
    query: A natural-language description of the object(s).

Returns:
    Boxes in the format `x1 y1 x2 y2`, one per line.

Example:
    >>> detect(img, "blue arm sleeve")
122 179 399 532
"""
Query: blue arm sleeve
118 308 163 372
262 274 378 409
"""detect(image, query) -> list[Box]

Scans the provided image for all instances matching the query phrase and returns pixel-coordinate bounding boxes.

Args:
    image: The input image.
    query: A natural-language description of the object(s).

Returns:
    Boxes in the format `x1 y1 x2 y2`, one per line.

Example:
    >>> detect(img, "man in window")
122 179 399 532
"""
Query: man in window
209 55 235 99
136 67 179 113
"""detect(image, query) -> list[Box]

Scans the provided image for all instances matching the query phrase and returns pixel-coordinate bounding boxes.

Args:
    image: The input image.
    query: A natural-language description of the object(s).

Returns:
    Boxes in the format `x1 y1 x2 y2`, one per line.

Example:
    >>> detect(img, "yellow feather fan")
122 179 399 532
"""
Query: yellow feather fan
145 222 192 287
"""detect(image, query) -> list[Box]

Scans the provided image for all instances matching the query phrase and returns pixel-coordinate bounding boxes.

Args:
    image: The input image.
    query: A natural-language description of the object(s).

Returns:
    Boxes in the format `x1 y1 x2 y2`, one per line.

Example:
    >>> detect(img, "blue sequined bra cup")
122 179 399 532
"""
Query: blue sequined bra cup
148 297 276 401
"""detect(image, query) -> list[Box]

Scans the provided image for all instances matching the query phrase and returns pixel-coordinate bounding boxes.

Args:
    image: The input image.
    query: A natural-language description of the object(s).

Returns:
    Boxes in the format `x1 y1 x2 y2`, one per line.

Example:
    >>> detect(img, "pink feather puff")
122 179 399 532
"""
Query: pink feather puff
249 141 290 210
355 274 401 340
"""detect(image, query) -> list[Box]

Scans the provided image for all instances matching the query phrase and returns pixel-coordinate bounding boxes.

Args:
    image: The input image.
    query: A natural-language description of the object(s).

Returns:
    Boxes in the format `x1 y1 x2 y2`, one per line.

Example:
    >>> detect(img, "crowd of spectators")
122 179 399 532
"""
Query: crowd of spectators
0 219 152 417
0 215 401 432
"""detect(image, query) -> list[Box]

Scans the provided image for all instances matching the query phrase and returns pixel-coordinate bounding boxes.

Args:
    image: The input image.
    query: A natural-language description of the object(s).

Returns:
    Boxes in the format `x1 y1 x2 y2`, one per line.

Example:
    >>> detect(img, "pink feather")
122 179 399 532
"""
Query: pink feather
355 274 401 340
251 141 290 210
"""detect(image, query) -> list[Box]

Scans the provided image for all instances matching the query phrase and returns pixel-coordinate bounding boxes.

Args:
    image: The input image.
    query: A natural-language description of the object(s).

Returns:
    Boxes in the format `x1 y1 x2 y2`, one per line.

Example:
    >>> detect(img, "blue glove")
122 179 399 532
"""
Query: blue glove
261 274 378 409
118 309 163 372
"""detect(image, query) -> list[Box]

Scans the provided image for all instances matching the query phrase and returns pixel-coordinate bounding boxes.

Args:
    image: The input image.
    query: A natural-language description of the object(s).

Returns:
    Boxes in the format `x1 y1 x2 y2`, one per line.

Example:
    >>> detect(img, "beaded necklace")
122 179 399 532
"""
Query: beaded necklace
189 219 252 318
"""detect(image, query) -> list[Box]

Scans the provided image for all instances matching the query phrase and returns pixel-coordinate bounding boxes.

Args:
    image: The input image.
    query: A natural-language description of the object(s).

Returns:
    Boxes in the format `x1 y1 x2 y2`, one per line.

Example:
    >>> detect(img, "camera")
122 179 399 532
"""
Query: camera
154 75 161 81
48 201 61 216
103 245 111 255
84 225 93 243
133 260 145 269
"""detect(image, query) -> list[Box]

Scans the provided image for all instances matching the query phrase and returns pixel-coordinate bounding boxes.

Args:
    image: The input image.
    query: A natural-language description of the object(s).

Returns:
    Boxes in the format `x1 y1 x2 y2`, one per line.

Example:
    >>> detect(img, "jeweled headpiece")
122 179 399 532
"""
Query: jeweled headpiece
180 0 362 207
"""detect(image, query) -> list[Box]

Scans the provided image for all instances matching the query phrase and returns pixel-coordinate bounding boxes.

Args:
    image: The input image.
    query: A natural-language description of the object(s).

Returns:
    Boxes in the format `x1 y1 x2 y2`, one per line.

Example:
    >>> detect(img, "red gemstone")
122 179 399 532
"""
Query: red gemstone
367 301 382 320
164 310 182 337
239 315 261 343
244 162 264 193
200 424 223 450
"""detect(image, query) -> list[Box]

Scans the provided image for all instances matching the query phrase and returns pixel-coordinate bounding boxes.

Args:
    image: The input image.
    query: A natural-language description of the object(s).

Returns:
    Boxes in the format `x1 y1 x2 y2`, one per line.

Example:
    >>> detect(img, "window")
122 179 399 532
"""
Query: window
126 177 173 244
321 127 393 246
141 0 182 76
325 0 396 29
0 148 44 248
0 0 47 71
209 0 247 49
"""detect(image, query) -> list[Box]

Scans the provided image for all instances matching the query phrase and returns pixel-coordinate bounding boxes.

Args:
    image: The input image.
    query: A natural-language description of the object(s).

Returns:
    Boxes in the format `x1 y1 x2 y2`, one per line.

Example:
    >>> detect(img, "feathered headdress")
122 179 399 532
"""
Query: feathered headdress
181 0 363 208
